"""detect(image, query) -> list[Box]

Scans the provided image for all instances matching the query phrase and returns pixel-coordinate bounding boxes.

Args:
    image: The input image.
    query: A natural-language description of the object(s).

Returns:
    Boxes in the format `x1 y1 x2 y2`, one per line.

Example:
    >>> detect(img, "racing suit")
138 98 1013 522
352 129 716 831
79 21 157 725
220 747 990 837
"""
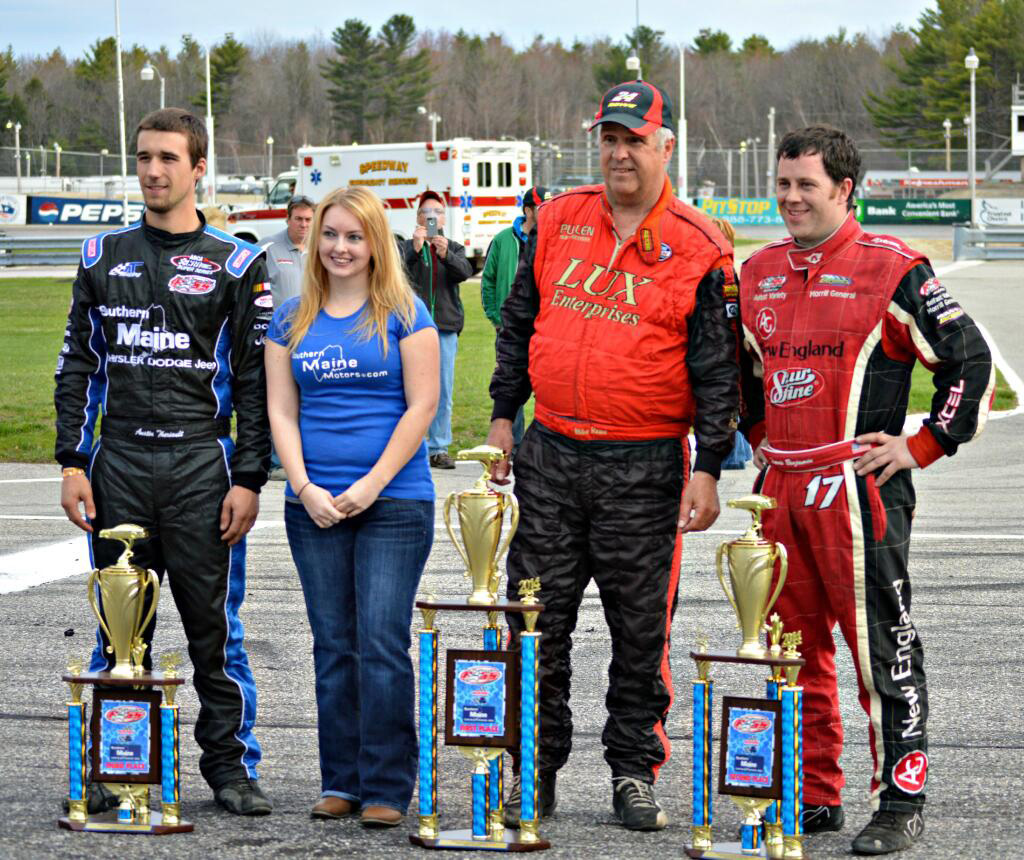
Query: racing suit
491 178 739 782
54 213 271 789
738 212 993 812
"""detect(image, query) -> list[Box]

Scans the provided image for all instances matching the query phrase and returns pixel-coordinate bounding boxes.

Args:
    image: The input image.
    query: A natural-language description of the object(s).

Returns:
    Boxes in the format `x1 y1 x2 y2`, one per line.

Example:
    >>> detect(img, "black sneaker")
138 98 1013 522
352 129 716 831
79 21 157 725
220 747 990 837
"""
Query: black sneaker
611 776 668 831
803 803 845 833
429 452 456 469
503 772 556 828
852 809 924 855
214 778 273 816
62 782 119 815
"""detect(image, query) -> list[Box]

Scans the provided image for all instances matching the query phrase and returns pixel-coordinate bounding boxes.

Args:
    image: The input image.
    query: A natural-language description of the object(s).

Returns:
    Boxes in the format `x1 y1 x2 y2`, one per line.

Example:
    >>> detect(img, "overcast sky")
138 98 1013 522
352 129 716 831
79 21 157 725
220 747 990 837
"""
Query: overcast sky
9 1 937 59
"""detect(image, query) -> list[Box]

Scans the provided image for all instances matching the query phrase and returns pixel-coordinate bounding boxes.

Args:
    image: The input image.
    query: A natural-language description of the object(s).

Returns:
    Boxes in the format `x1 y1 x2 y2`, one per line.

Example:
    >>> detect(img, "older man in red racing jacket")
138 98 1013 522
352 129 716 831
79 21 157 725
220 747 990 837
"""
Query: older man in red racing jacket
486 79 739 831
739 125 993 855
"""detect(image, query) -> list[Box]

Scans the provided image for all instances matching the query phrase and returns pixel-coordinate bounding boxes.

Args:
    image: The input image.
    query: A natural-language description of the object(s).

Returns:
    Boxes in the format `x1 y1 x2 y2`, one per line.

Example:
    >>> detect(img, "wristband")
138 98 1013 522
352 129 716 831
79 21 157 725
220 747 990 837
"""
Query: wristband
61 467 86 479
296 481 312 498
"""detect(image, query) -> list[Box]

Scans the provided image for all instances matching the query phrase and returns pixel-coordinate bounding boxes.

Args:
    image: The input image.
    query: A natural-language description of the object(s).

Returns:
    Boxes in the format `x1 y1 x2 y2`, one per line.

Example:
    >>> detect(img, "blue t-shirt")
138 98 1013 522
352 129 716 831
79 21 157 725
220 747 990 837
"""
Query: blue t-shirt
267 296 437 501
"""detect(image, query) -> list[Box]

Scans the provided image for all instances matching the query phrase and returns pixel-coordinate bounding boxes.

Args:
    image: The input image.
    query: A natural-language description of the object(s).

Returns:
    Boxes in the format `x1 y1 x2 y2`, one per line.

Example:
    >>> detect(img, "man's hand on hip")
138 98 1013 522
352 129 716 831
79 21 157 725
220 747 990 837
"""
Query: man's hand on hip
678 471 721 533
61 473 95 533
220 486 259 546
485 418 515 481
853 431 919 487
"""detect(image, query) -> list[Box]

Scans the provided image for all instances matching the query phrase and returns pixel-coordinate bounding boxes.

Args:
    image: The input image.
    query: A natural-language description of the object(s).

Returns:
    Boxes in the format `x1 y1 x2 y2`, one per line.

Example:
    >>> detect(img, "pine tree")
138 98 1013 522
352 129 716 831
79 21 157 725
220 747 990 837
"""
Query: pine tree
377 15 430 140
693 29 733 56
196 33 248 115
593 26 672 93
321 19 381 143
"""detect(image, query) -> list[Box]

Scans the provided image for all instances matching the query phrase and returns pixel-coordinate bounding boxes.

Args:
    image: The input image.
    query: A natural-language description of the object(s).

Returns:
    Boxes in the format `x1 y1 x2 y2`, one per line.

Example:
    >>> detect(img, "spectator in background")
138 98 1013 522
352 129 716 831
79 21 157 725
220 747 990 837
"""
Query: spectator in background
263 195 314 479
400 190 473 469
265 186 439 827
480 185 548 452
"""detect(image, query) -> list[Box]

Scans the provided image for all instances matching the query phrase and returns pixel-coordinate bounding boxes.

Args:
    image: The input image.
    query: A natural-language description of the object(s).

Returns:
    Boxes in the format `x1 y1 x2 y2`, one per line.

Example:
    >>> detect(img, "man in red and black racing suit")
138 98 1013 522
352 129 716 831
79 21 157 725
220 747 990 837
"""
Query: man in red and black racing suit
739 126 993 855
486 79 739 831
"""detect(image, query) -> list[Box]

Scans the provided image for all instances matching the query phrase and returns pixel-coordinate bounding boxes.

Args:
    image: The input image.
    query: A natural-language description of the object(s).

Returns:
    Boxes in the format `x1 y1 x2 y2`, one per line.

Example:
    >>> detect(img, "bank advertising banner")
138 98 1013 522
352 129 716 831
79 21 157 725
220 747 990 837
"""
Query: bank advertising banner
696 198 784 226
28 195 145 225
974 198 1024 228
856 198 969 225
0 193 27 226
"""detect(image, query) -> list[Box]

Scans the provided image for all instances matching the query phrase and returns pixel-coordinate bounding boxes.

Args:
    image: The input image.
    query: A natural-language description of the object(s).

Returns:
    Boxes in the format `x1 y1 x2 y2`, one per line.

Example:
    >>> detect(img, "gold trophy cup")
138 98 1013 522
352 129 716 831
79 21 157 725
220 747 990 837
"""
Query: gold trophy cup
715 495 788 659
86 523 159 678
443 445 520 605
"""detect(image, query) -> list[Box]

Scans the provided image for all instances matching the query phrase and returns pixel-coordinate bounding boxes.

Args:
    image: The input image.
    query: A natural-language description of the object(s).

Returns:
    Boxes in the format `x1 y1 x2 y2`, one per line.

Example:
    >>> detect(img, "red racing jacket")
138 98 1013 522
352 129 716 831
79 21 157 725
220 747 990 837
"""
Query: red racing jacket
738 213 994 467
490 176 739 476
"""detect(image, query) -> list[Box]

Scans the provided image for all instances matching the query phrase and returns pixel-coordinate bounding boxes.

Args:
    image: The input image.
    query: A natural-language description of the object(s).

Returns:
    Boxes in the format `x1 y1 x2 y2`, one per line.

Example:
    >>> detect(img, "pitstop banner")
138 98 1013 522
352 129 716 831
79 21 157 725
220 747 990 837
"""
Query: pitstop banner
29 196 145 225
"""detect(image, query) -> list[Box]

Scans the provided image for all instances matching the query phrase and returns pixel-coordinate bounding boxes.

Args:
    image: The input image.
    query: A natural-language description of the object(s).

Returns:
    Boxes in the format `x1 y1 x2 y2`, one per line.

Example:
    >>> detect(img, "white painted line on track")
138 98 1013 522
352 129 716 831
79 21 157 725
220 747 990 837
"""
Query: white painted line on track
934 260 984 277
0 477 61 484
0 515 70 520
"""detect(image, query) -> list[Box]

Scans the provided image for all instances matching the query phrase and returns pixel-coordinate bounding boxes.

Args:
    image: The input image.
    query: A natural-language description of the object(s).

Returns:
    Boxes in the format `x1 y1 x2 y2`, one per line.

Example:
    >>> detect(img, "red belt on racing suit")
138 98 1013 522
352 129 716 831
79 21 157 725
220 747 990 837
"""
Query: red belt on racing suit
761 439 875 472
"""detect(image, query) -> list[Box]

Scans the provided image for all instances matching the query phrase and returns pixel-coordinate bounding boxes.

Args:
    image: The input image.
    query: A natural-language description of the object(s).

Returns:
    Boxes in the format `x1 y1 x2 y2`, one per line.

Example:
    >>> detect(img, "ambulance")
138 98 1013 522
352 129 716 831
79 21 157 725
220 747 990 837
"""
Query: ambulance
225 139 533 268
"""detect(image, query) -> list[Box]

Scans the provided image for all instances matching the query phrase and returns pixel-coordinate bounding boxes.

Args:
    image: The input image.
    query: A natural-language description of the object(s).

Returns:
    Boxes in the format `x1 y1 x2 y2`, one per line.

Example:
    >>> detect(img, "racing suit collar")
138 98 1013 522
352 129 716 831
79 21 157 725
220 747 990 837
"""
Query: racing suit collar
143 209 207 249
786 210 862 272
600 175 673 265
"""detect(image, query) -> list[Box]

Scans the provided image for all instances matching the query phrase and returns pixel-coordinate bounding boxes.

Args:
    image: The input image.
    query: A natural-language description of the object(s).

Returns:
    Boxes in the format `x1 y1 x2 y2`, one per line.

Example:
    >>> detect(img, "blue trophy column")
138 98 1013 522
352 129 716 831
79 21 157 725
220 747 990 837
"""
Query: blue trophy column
781 683 804 857
763 677 783 853
472 763 488 839
66 700 87 820
417 625 440 839
691 676 713 851
483 618 503 835
518 631 541 841
160 701 181 824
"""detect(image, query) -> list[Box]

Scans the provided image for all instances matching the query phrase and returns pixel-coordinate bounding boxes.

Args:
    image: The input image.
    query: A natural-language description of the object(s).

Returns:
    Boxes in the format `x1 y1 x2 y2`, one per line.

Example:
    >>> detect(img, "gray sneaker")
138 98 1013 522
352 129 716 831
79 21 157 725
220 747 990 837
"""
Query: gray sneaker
214 778 273 816
611 776 667 831
852 809 924 855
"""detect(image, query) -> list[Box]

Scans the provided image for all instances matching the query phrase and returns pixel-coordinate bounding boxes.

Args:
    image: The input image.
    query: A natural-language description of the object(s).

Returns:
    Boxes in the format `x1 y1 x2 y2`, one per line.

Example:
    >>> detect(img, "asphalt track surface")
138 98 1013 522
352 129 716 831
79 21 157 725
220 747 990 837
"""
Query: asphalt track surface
0 259 1022 858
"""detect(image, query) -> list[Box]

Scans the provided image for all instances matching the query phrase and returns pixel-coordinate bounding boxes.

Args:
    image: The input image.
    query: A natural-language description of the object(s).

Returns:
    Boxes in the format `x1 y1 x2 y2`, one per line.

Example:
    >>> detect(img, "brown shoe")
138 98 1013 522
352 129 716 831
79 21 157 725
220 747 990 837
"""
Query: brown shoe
429 452 456 469
360 804 403 828
311 796 357 819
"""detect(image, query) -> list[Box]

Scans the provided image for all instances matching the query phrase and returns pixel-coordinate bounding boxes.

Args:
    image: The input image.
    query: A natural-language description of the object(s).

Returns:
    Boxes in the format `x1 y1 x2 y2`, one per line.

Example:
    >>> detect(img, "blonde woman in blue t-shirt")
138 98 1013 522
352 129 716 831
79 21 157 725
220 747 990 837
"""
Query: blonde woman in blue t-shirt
265 186 439 828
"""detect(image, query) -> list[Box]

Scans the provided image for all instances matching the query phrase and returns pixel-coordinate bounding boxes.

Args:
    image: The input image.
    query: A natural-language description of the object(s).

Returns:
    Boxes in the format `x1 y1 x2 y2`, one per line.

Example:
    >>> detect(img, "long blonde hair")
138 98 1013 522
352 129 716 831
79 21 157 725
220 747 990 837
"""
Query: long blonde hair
286 186 416 355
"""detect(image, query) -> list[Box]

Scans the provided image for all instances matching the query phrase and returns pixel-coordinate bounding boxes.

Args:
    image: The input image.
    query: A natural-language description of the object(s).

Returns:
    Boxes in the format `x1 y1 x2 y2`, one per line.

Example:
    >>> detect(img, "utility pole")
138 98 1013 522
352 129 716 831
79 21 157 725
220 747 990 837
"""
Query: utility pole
767 107 776 194
677 43 688 199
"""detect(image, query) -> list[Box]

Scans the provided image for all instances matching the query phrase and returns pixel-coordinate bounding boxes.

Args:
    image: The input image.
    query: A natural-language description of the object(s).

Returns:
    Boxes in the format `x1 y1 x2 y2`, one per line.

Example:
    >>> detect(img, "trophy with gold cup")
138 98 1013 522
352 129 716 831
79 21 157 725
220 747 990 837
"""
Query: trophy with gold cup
411 446 549 851
59 524 193 835
686 495 806 859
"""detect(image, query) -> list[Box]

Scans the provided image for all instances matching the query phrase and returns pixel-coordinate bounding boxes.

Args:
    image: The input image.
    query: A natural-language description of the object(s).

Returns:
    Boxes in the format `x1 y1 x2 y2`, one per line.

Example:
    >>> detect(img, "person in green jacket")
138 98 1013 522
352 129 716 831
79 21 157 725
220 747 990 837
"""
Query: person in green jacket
480 186 547 450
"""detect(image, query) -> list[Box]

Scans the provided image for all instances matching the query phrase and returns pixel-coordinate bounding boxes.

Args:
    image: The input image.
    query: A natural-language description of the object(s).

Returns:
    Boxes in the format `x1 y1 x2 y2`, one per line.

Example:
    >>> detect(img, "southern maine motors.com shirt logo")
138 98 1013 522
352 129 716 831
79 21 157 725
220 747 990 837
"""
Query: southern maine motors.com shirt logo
768 367 824 407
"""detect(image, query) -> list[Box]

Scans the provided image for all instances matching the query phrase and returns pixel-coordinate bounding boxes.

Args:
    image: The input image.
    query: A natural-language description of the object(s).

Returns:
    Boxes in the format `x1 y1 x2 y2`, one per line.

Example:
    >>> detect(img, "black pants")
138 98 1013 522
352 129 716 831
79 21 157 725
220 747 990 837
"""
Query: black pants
87 423 262 790
505 421 686 782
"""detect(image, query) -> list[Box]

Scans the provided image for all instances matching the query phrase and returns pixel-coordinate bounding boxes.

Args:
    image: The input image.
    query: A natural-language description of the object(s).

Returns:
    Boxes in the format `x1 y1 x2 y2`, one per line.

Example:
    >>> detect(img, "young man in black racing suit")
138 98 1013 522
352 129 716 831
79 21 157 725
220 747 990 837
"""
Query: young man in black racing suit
55 108 273 816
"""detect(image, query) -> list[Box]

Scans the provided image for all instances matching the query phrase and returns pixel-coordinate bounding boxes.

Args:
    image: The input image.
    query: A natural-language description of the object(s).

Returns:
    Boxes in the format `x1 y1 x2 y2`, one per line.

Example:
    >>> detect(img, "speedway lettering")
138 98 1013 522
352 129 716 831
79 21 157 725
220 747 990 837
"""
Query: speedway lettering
359 160 409 175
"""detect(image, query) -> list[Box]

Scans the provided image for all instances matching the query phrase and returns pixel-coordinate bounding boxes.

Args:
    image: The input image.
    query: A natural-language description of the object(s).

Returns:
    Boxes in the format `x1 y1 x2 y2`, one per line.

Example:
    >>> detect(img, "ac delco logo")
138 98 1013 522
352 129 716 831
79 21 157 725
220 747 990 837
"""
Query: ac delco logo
769 368 824 407
171 254 221 276
458 665 502 684
104 705 147 724
732 714 772 733
168 274 216 295
756 308 776 339
891 751 928 794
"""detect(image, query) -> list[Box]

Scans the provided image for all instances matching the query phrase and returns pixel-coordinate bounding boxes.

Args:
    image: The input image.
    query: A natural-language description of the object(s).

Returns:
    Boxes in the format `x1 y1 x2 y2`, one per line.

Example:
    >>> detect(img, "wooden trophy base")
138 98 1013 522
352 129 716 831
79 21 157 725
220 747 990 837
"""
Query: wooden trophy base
58 811 194 834
410 828 550 852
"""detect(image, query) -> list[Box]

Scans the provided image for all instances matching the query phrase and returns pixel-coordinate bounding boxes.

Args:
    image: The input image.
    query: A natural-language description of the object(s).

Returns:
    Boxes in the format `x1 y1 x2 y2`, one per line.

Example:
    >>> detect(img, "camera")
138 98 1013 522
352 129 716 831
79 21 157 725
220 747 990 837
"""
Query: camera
426 215 438 238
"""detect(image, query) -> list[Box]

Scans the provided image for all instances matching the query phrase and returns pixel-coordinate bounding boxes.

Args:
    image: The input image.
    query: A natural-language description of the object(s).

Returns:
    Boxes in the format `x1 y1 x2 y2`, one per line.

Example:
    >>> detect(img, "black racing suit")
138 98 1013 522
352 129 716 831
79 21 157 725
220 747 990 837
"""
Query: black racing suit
54 212 271 789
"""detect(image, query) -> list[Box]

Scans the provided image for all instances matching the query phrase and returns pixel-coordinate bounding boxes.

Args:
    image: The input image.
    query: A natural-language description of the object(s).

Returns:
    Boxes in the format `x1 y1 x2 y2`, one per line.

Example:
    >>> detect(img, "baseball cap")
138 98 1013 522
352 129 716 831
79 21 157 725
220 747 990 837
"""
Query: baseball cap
418 190 444 209
589 80 674 135
522 186 548 208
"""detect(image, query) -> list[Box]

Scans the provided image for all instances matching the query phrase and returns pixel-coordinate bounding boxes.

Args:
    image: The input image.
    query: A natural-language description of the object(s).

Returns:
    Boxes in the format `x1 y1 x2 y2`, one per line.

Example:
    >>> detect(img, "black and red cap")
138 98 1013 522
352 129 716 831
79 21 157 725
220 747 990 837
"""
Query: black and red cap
589 80 674 135
418 189 445 209
521 186 548 209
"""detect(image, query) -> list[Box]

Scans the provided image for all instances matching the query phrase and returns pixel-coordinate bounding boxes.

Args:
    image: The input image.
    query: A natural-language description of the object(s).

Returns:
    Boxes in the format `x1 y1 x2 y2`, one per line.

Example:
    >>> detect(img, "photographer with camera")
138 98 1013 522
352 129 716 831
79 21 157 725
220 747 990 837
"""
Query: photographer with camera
400 190 473 469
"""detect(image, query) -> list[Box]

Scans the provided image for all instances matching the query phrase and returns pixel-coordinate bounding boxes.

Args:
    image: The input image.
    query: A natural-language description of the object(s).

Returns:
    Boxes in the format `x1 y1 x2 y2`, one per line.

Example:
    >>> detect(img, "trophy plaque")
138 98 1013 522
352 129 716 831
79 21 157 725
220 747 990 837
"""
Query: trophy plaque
410 445 549 852
58 524 193 835
687 496 806 860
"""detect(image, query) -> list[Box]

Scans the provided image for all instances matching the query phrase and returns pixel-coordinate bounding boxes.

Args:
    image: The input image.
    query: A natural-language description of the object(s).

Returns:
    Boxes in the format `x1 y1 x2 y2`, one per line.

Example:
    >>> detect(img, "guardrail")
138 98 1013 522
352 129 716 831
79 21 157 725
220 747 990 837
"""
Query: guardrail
0 235 82 266
953 226 1024 261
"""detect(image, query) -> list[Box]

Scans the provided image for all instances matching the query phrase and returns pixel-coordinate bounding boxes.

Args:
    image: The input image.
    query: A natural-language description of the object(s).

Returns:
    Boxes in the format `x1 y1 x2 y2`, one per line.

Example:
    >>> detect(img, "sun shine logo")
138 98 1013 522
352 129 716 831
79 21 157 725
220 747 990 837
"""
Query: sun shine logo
768 367 824 407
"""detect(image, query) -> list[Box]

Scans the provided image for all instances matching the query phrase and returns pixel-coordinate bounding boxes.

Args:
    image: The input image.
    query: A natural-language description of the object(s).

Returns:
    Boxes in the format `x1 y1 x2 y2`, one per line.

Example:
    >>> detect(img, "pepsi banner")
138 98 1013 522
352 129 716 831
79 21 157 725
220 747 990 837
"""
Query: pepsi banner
29 195 144 225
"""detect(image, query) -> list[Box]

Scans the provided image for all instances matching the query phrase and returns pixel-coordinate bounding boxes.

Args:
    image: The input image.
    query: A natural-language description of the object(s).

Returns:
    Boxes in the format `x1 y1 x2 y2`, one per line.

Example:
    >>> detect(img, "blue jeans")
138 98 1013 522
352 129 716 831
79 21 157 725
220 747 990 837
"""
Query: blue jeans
285 498 434 811
428 331 457 455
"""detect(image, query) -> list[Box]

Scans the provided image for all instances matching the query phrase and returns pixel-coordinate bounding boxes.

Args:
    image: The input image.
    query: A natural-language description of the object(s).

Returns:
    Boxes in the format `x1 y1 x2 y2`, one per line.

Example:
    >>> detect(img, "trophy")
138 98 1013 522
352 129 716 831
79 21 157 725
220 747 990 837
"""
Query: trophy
411 445 548 851
443 445 519 605
686 496 805 860
716 495 788 659
59 524 193 835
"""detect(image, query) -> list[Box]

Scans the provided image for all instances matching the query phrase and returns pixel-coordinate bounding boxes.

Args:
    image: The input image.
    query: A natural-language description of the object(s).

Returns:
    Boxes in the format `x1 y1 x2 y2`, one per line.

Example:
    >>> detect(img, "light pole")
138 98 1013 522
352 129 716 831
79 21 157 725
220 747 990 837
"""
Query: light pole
140 61 165 109
750 137 761 197
205 45 217 204
942 118 952 172
739 140 748 197
54 142 62 179
100 147 109 177
113 0 130 224
5 120 20 192
265 136 274 177
416 106 441 143
965 47 979 227
581 119 593 181
678 43 688 199
767 107 776 194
